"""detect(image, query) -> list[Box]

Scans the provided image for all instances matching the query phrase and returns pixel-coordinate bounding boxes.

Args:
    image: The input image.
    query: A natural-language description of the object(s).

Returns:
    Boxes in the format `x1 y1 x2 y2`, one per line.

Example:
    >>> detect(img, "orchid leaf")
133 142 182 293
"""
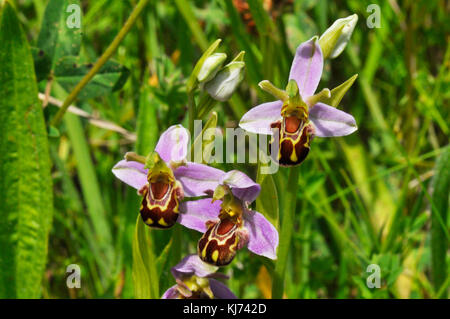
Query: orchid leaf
132 216 159 299
256 164 279 229
0 2 53 298
155 238 174 276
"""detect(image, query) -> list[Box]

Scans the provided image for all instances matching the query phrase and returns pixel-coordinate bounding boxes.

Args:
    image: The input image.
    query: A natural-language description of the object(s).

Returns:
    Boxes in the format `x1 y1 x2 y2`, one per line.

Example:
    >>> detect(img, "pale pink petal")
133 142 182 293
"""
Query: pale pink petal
309 102 357 137
244 210 278 260
112 160 147 190
220 170 261 203
239 101 283 135
209 279 237 299
174 162 225 197
289 37 323 98
171 254 219 279
178 199 221 233
155 125 190 163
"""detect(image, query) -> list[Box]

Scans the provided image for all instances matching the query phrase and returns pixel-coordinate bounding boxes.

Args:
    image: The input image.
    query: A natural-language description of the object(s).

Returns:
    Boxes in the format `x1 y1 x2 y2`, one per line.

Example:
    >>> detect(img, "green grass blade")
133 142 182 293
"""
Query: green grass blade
64 112 115 286
431 146 449 298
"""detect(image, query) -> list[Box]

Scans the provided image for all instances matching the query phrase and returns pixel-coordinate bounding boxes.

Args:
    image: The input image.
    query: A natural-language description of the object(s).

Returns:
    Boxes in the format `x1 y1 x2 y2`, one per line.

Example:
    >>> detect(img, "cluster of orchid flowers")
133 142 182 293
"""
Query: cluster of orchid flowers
112 14 359 299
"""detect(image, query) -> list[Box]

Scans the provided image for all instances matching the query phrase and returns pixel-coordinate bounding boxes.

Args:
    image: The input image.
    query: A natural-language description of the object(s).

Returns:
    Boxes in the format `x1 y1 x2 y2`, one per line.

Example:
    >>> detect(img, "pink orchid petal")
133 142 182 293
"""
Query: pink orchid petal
209 279 237 299
220 170 261 203
155 125 190 163
289 37 323 98
111 160 147 190
171 254 219 280
178 198 221 233
239 101 283 135
174 162 225 197
161 285 179 299
244 210 278 260
309 102 357 137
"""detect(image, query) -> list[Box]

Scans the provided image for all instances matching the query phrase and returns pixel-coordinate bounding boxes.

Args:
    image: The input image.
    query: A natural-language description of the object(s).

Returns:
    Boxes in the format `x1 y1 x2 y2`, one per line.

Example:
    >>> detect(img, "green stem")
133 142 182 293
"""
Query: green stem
188 92 196 136
272 166 300 299
49 0 150 127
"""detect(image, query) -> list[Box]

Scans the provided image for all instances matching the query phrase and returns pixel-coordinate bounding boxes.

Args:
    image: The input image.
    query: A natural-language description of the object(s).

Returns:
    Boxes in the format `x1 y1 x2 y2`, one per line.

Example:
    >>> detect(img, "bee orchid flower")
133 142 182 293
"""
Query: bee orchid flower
239 37 358 166
162 254 236 299
181 170 278 266
112 125 225 229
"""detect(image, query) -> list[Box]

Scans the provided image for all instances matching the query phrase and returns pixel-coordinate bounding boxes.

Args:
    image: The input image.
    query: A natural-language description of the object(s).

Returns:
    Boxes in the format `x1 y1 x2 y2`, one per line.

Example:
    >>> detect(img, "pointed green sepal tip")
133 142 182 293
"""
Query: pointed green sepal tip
258 80 289 101
319 14 358 59
307 88 331 107
322 74 358 107
231 51 246 63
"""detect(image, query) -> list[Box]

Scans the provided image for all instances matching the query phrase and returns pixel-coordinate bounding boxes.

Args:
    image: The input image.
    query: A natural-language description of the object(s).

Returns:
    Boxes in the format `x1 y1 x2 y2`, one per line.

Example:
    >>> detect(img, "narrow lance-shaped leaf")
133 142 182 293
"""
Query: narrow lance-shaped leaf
256 154 279 229
132 216 159 298
34 0 82 81
0 2 53 298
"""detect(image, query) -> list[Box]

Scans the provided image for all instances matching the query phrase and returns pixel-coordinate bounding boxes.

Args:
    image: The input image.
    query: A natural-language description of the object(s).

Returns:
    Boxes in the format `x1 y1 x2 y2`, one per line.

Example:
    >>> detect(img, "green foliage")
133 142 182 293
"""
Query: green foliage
4 0 448 299
54 57 130 100
0 2 53 298
132 216 159 299
431 146 449 298
34 0 82 81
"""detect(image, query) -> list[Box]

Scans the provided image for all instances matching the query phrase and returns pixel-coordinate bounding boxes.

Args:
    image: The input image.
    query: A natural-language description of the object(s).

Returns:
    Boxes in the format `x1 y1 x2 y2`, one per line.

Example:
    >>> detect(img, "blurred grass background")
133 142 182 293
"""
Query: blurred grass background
16 0 449 298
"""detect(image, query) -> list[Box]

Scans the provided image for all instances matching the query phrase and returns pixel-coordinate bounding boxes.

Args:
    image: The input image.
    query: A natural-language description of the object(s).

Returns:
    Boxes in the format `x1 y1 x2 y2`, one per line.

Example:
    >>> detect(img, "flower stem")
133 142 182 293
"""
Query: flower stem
49 0 150 127
188 92 196 136
272 166 301 299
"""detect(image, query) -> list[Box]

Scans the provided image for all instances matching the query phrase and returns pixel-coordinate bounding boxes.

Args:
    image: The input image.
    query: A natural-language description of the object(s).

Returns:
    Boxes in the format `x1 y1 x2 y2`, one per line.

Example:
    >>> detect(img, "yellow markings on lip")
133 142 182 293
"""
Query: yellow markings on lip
211 250 219 263
158 218 169 227
145 218 154 225
201 244 208 258
290 146 298 162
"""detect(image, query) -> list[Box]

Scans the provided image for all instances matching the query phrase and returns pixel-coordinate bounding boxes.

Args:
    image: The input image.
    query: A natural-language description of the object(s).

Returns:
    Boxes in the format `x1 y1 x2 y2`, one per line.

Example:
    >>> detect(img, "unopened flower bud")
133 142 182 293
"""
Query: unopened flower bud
319 14 358 59
197 53 227 83
204 61 245 102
